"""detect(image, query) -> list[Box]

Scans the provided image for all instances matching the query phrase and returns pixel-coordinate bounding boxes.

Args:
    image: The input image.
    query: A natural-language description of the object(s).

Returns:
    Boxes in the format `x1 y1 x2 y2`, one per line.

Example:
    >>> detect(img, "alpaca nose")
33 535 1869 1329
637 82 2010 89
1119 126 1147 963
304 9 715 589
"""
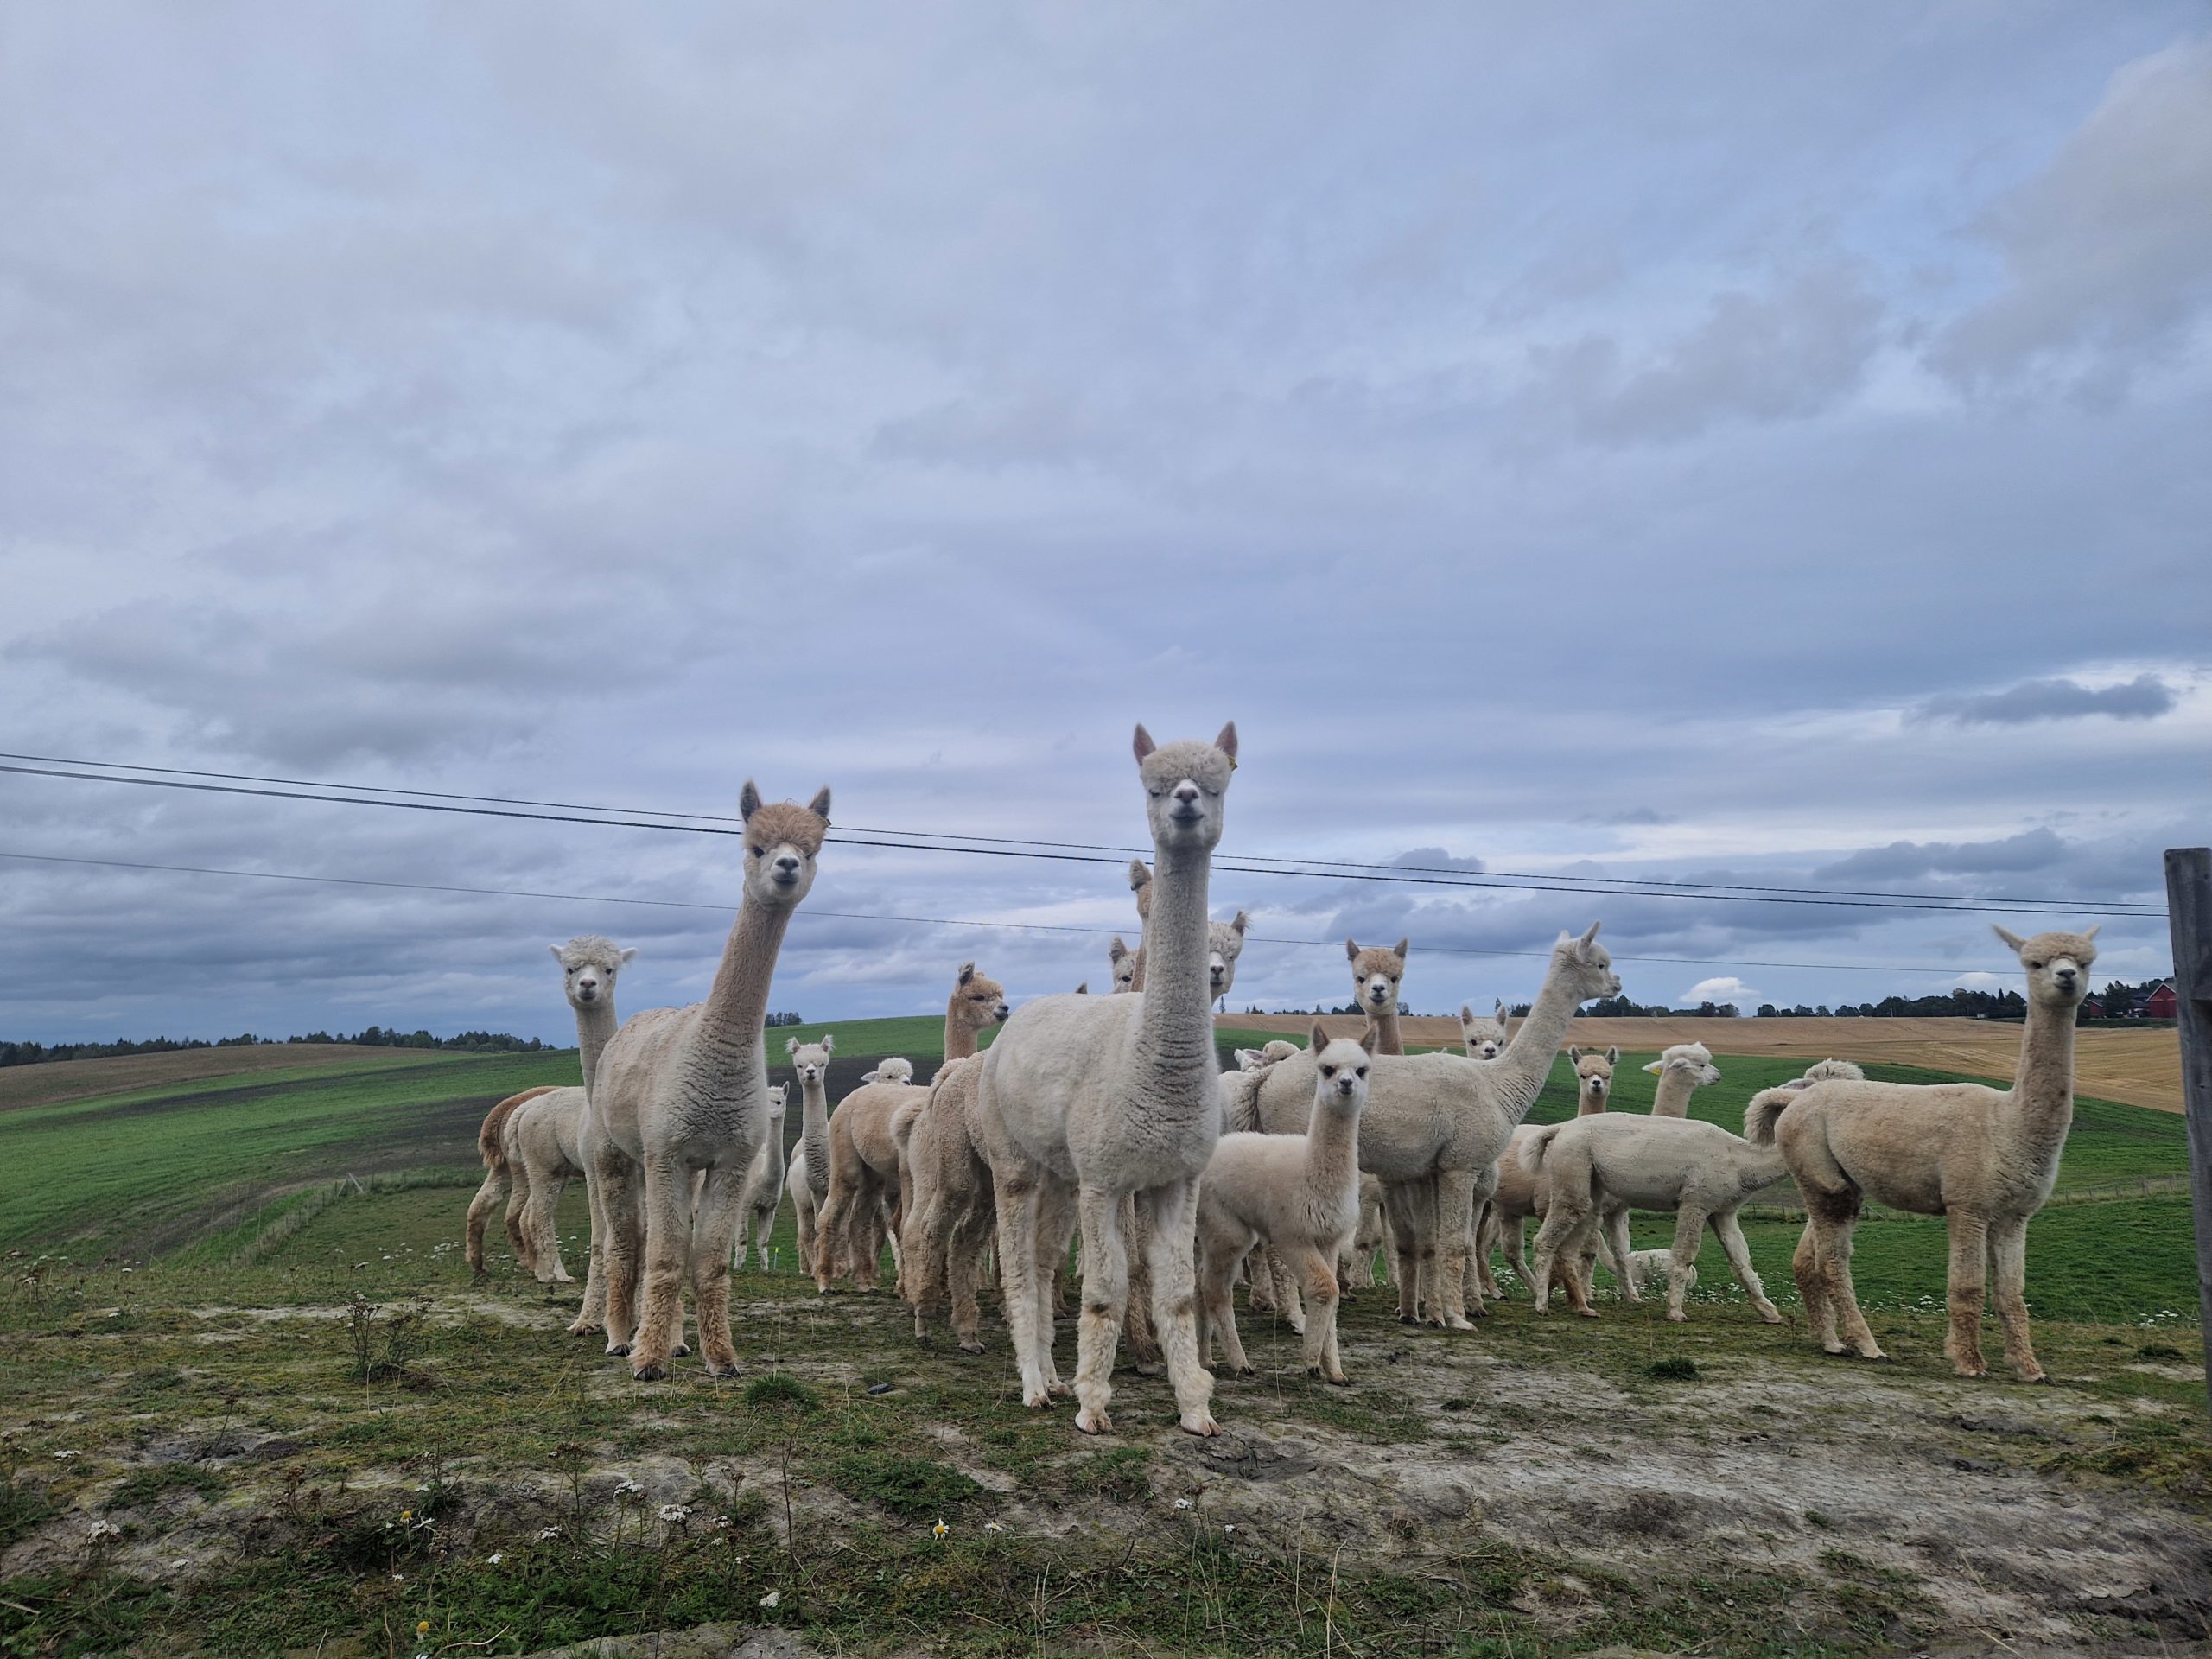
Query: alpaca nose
774 854 799 875
1173 782 1198 804
2056 968 2077 988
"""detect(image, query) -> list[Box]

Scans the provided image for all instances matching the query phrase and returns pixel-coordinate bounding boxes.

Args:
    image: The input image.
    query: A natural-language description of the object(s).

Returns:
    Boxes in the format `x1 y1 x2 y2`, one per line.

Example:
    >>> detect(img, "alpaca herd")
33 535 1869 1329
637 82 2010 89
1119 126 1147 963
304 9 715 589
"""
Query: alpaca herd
467 724 2101 1434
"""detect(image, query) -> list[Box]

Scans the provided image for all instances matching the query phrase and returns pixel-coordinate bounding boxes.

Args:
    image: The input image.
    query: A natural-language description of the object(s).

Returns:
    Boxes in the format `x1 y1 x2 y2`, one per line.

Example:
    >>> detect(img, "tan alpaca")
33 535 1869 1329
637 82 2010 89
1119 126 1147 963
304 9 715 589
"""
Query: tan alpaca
783 1038 835 1278
1347 938 1411 1055
1475 1046 1619 1300
817 963 1007 1289
589 782 831 1379
1644 1041 1722 1116
1459 1001 1512 1060
1752 925 2097 1381
1198 1026 1375 1383
974 723 1239 1437
897 1052 1001 1351
466 1086 562 1274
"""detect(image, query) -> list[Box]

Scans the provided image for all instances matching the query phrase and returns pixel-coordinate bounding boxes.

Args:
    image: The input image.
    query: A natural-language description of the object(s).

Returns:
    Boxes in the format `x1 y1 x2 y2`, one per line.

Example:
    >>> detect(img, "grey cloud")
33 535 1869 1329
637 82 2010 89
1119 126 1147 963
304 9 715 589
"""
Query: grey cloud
1912 673 2177 727
1389 847 1486 873
1814 829 2068 884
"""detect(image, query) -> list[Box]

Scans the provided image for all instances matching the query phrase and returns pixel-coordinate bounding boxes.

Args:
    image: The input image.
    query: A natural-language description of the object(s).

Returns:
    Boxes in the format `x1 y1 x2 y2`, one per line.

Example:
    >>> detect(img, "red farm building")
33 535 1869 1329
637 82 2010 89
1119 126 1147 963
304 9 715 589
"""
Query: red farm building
2141 982 2179 1020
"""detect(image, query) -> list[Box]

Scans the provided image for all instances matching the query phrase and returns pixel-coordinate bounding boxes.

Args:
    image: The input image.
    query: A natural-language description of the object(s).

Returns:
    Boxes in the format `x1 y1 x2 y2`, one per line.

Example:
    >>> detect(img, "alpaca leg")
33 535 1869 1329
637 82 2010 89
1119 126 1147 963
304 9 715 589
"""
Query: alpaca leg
1123 1194 1163 1375
628 1157 694 1381
504 1159 535 1271
1297 1247 1345 1384
1819 1208 1884 1360
1943 1210 1992 1377
989 1170 1052 1408
1792 1219 1839 1352
1071 1186 1130 1434
948 1201 995 1354
1509 1216 1534 1294
466 1166 507 1276
571 1156 610 1336
1529 1205 1576 1314
523 1169 572 1285
1197 1230 1249 1376
794 1186 820 1292
1141 1177 1218 1437
1553 1211 1599 1318
1246 1242 1277 1313
594 1151 644 1356
690 1166 745 1377
1663 1209 1706 1323
814 1167 850 1290
1383 1186 1421 1320
899 1180 945 1339
1988 1217 2045 1383
1473 1202 1505 1300
1591 1212 1624 1298
1713 1210 1781 1323
1035 1180 1078 1394
1429 1167 1480 1328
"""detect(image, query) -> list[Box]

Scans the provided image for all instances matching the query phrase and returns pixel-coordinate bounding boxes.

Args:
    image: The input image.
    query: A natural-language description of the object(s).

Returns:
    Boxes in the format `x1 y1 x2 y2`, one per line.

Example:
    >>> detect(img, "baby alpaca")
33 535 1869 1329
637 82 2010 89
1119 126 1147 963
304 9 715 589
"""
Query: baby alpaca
467 1085 562 1274
1459 1001 1512 1060
1624 1249 1696 1298
783 1038 836 1281
734 1084 788 1271
1644 1042 1721 1117
1198 1027 1375 1383
1347 938 1411 1055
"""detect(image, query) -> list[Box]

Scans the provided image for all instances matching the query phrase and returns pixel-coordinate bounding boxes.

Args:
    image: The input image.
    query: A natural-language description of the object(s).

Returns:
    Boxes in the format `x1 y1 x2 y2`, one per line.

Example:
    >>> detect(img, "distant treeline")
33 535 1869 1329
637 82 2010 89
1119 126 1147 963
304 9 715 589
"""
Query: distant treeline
0 1027 553 1069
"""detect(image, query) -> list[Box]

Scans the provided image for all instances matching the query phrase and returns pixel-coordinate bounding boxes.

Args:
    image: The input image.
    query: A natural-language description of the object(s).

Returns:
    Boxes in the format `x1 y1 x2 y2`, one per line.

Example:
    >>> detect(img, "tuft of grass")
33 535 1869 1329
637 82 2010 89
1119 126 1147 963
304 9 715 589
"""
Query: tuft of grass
103 1463 224 1511
1061 1446 1150 1503
1644 1357 1700 1381
741 1372 822 1414
2139 1343 2185 1360
828 1452 983 1519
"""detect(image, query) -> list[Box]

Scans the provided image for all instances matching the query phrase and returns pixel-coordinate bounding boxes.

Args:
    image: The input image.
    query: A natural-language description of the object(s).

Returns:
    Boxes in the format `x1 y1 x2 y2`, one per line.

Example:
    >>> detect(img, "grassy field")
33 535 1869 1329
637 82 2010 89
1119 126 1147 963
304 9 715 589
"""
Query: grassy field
1 1036 2205 1656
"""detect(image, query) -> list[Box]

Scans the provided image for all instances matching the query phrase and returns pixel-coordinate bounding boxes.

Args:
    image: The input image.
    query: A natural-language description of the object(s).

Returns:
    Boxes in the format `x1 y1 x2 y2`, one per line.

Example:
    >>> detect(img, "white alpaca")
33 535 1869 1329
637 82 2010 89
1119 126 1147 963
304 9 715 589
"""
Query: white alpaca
1459 1001 1512 1060
1474 1045 1620 1301
974 723 1238 1437
505 1087 585 1281
1752 926 2096 1382
467 1085 560 1275
542 936 637 1338
861 1058 916 1086
1347 938 1410 1055
1249 925 1621 1328
589 783 831 1379
1108 936 1140 994
1624 1249 1697 1297
734 1084 788 1271
1644 1041 1722 1117
1197 1027 1375 1383
784 1038 835 1280
1524 1112 1789 1324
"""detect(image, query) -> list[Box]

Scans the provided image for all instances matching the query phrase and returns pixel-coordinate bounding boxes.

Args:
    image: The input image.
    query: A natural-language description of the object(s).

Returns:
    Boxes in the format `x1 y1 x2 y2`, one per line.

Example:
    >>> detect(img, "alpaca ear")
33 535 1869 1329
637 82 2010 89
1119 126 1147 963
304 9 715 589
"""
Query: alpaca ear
957 962 976 985
1133 724 1156 762
1579 921 1602 946
1128 859 1150 890
1075 982 1089 995
1567 1045 1582 1061
861 1070 877 1084
549 944 564 963
1109 937 1128 962
808 785 832 823
1308 1020 1328 1052
1214 721 1237 760
785 1035 800 1057
1393 938 1409 963
1643 1059 1663 1074
740 779 762 822
1359 1024 1380 1055
821 1033 835 1053
2082 923 2101 942
1231 910 1249 936
1344 938 1360 963
620 948 637 966
1605 1046 1619 1064
1494 999 1508 1020
1992 924 2028 953
1459 1003 1473 1025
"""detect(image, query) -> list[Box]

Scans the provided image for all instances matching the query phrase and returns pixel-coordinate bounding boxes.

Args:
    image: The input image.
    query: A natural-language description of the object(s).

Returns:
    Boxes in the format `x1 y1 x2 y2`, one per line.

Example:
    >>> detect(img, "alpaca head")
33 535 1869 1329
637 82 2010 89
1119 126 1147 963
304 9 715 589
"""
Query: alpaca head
1993 925 2100 1011
1308 1020 1377 1113
1459 999 1510 1059
861 1057 916 1087
949 962 1012 1039
1346 938 1408 1020
1800 1058 1865 1084
1132 722 1236 854
1108 936 1140 994
1643 1041 1720 1090
1235 1048 1266 1072
550 935 636 1013
1209 912 1250 1000
738 781 833 912
1552 922 1621 1001
1567 1045 1619 1104
1128 859 1153 924
1262 1039 1300 1065
765 1084 788 1125
785 1033 834 1089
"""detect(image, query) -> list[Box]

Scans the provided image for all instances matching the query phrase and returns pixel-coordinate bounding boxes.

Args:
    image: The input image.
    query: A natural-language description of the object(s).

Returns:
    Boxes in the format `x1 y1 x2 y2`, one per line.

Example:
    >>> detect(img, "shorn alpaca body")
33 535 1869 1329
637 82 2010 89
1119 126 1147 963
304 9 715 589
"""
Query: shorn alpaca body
734 1085 787 1271
1525 1112 1789 1324
1645 1042 1721 1117
1348 938 1410 1055
1249 925 1620 1329
1459 1001 1512 1060
783 1038 835 1280
897 1052 1001 1351
588 783 831 1379
1476 1046 1619 1300
975 723 1238 1437
1751 925 2097 1381
505 1087 586 1281
1198 1027 1375 1383
466 1085 562 1274
817 963 1007 1290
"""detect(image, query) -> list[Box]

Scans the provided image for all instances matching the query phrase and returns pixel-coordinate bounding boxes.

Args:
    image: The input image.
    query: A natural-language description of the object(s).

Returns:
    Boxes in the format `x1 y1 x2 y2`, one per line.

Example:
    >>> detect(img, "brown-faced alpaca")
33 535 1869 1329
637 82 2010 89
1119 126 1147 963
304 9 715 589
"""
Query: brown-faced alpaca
1475 1046 1618 1300
466 1086 562 1274
1751 925 2099 1382
1197 1027 1375 1384
974 723 1238 1436
1459 1001 1512 1060
784 1038 835 1276
817 963 1008 1290
1644 1042 1721 1117
1348 938 1411 1056
589 782 831 1380
1250 925 1620 1328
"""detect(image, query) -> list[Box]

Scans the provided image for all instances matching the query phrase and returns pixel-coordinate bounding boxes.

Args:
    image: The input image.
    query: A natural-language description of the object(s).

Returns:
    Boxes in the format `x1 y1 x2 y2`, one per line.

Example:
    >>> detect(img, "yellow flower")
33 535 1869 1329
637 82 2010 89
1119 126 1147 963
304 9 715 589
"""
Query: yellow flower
416 1620 431 1636
399 1510 412 1522
931 1518 949 1539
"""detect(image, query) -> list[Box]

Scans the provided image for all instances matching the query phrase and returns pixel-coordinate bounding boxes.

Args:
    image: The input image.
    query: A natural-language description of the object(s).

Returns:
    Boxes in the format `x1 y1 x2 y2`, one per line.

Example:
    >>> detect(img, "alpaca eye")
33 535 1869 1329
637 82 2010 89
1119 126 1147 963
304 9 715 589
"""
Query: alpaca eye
1319 1065 1333 1077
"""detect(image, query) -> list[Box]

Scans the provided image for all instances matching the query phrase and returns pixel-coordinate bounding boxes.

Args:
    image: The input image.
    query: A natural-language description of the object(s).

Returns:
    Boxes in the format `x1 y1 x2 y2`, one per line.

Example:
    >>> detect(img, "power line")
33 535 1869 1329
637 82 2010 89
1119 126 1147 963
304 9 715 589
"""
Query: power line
0 748 2165 914
0 848 2062 977
0 757 2150 918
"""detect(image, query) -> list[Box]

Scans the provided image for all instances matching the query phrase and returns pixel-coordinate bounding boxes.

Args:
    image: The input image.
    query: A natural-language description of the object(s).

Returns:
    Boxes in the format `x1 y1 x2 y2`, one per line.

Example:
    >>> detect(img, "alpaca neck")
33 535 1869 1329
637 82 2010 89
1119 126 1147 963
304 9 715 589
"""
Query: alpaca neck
1364 1004 1403 1058
1303 1093 1363 1200
1650 1071 1696 1119
693 894 793 1065
944 998 980 1063
573 997 620 1100
1132 842 1215 1086
2005 997 2078 1175
1576 1084 1607 1117
1489 950 1590 1124
798 1076 830 1199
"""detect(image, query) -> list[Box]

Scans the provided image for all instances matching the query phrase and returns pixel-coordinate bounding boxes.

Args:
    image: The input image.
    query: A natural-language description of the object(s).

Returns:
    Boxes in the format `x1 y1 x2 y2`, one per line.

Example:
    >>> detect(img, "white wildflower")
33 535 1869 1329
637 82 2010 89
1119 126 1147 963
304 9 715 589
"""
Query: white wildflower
759 1589 781 1609
658 1504 692 1524
53 1450 79 1460
1173 1498 1192 1510
614 1478 645 1499
486 1551 505 1565
537 1525 563 1541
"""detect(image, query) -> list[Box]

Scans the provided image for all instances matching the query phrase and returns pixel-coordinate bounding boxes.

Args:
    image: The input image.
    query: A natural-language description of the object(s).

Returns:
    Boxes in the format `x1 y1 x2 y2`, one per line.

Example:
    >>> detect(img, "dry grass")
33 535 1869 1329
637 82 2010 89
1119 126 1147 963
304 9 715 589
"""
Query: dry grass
1224 1014 2185 1113
0 1045 453 1114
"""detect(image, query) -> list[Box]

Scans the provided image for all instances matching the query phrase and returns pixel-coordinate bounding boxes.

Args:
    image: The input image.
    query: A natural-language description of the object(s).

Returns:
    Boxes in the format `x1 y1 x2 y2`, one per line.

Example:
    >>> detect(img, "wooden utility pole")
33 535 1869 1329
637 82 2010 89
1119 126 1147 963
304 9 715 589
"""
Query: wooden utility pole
2165 848 2212 1414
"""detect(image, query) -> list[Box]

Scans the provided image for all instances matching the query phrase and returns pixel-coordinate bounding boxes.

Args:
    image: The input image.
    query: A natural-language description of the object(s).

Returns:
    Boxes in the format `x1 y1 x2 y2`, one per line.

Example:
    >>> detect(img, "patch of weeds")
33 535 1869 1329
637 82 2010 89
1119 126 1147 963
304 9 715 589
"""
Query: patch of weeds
343 1294 426 1382
1804 1509 1836 1530
827 1452 982 1519
1062 1446 1150 1503
0 1437 57 1551
2139 1343 2186 1360
103 1463 223 1510
1644 1357 1700 1381
741 1372 821 1414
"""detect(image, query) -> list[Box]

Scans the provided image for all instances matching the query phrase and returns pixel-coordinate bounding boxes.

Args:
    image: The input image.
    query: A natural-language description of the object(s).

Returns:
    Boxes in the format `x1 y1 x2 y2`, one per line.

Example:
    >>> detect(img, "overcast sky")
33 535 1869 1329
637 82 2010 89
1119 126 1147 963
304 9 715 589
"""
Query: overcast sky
3 6 2208 1044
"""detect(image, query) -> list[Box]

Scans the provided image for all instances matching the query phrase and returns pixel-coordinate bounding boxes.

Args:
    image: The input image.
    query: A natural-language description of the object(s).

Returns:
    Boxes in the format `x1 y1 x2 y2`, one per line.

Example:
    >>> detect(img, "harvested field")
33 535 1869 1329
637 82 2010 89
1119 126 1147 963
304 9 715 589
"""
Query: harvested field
1224 1014 2186 1113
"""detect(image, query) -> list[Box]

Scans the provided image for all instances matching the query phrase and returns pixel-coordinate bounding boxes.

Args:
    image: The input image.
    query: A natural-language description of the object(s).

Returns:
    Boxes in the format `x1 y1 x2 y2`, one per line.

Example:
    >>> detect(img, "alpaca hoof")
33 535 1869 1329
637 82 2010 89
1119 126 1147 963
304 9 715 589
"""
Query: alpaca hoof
1397 1313 1419 1325
1075 1408 1113 1435
1446 1316 1477 1332
1179 1411 1221 1438
569 1321 603 1338
706 1362 741 1380
1666 1310 1688 1325
671 1343 691 1359
607 1342 632 1357
2019 1370 2051 1386
1046 1378 1073 1398
1232 1365 1255 1379
632 1362 668 1382
1135 1358 1165 1377
1758 1310 1785 1325
1022 1389 1053 1410
958 1339 985 1356
1574 1307 1600 1320
1325 1374 1350 1388
1953 1360 1988 1378
1821 1341 1848 1357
